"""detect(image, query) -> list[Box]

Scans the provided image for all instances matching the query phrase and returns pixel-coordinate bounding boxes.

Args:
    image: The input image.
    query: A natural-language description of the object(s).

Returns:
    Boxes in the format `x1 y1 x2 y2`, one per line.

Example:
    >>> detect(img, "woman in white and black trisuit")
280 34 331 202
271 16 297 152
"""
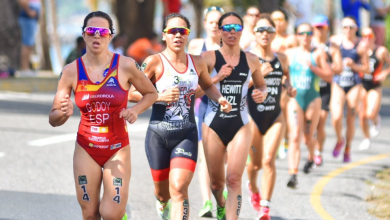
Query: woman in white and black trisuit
358 27 390 150
246 15 296 220
201 12 267 220
129 13 231 220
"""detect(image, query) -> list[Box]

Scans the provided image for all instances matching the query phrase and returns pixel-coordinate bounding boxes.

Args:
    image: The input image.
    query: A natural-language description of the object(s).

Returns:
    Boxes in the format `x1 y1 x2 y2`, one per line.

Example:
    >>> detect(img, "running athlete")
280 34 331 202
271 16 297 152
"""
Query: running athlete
128 13 231 220
270 9 298 158
246 15 297 220
329 16 369 162
358 27 390 150
285 23 332 188
240 6 261 51
311 15 343 166
49 11 157 220
201 12 268 220
187 6 224 218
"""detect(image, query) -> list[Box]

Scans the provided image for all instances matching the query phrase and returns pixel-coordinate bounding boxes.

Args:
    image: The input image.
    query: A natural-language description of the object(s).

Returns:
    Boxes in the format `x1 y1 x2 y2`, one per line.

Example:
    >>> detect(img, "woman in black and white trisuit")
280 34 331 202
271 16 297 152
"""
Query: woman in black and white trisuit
187 6 224 218
358 27 390 150
245 15 296 220
201 12 268 220
129 14 231 220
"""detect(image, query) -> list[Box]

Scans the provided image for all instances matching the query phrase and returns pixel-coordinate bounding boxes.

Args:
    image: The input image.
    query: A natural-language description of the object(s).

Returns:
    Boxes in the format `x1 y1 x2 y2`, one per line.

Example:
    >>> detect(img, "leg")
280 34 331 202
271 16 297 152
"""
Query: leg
225 123 252 220
73 144 102 220
330 83 346 143
246 120 264 194
287 98 304 175
20 45 33 71
316 110 329 153
100 146 131 220
303 98 322 161
169 169 194 220
261 114 285 200
345 85 362 154
365 87 382 124
198 139 211 203
359 89 370 139
202 124 227 207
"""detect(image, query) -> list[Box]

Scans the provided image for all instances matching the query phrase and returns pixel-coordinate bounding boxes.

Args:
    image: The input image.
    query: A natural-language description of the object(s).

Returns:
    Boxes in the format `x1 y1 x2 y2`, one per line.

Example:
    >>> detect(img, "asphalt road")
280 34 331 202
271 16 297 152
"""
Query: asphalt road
0 90 389 220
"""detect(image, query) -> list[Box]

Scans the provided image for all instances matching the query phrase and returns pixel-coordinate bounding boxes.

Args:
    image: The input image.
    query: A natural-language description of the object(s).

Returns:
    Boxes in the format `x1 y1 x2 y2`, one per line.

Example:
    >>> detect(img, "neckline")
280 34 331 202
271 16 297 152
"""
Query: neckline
81 54 115 85
218 49 241 68
160 53 189 74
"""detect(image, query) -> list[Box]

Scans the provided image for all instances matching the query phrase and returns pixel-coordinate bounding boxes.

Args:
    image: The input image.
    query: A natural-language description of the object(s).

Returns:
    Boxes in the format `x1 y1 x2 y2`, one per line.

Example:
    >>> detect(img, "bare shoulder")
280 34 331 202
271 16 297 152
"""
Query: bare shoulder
61 61 77 80
377 45 389 59
201 50 216 67
329 35 341 45
245 51 259 63
188 38 205 53
276 52 287 62
119 55 138 72
189 54 206 65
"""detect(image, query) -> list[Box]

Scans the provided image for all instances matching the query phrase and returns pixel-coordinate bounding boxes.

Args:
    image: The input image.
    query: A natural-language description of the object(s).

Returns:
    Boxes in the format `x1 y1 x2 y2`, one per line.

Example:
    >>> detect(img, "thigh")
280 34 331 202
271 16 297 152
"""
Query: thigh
202 125 226 182
73 144 103 209
330 83 346 118
170 128 198 172
287 98 304 140
346 84 362 110
360 88 368 116
304 98 322 138
226 123 252 176
249 120 264 167
263 114 285 159
366 87 382 116
101 145 131 209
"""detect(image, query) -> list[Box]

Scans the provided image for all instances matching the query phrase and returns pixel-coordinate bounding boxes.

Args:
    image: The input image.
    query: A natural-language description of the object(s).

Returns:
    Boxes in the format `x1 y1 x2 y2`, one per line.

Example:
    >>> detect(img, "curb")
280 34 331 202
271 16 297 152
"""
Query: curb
0 77 59 93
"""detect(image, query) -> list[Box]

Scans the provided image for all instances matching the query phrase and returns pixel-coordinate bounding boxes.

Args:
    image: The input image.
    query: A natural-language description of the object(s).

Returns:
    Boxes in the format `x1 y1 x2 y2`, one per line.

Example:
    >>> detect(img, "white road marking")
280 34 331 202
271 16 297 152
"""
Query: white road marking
0 152 5 158
28 123 148 147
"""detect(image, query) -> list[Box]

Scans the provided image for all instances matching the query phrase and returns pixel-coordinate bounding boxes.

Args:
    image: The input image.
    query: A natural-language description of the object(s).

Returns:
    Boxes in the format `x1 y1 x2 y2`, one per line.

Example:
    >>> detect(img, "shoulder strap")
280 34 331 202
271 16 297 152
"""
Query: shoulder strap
77 58 88 81
214 50 225 72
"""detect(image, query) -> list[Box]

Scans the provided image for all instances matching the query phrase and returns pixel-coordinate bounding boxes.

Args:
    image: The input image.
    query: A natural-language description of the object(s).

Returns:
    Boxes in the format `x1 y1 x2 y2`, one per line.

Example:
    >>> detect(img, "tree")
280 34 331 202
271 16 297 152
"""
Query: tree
189 0 204 38
112 0 156 48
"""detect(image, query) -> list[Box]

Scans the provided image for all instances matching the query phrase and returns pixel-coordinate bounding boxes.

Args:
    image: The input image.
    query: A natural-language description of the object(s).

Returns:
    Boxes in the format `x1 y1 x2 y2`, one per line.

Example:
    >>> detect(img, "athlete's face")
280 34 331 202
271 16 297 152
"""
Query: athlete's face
219 16 243 47
296 24 313 46
163 17 189 52
83 17 112 53
341 18 358 38
254 19 275 47
313 25 328 38
244 7 260 28
204 11 222 38
361 28 375 45
271 11 287 33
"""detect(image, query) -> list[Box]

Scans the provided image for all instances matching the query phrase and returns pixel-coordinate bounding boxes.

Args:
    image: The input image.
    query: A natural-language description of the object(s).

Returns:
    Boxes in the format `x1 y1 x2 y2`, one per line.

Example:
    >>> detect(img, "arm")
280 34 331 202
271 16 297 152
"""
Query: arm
49 64 76 127
330 43 343 75
247 52 268 103
359 0 370 10
374 46 390 82
278 52 297 97
202 50 234 84
311 49 333 83
350 44 370 73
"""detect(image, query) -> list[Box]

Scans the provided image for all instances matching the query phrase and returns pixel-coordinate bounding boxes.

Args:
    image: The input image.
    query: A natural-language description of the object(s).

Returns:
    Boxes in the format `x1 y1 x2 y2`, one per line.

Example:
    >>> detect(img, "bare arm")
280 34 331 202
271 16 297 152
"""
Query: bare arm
49 64 76 127
311 49 333 83
247 52 268 103
375 46 390 82
330 43 343 74
350 44 370 73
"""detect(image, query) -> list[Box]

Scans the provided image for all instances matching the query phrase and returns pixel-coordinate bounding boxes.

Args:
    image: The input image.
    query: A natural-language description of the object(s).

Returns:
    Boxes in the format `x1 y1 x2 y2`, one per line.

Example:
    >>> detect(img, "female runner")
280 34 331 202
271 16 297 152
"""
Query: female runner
187 6 224 217
246 15 296 220
358 27 390 150
49 11 157 220
128 13 231 220
201 12 268 220
285 23 332 188
329 16 369 162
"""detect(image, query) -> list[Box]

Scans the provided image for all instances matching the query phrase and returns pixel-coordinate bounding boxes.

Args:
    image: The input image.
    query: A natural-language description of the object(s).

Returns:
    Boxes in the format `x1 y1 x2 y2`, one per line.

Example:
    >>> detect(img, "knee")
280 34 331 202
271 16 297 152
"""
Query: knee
226 173 242 191
366 112 376 121
169 182 189 200
289 133 300 144
81 208 100 220
210 179 225 193
262 155 275 170
100 207 126 220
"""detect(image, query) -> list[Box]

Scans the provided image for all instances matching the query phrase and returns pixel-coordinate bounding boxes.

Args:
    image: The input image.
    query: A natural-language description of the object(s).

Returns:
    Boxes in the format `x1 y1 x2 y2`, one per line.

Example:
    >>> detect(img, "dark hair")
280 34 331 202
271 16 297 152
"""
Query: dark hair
163 13 191 30
76 36 84 45
146 31 158 40
343 16 358 25
297 23 314 32
258 14 275 28
272 8 289 21
218 12 244 28
82 11 114 34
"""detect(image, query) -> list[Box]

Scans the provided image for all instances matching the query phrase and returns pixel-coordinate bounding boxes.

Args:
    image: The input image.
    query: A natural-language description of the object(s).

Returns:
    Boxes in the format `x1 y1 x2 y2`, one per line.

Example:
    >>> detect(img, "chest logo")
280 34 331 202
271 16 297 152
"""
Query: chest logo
82 94 90 101
106 78 117 87
239 72 248 76
275 62 280 69
190 69 197 75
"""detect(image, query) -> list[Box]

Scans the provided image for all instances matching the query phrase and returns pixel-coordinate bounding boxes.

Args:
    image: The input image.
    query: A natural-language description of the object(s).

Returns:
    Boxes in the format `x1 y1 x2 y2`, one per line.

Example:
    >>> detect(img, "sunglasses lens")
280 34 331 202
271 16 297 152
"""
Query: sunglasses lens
222 24 243 32
85 27 111 37
166 28 190 35
298 31 313 36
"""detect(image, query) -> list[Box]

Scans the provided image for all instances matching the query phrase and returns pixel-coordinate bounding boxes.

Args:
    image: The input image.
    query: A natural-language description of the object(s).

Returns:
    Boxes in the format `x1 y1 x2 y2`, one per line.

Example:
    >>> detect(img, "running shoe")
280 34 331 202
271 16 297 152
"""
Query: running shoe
217 205 226 220
287 174 298 189
247 181 261 211
155 199 171 220
303 160 315 174
257 206 271 220
370 115 381 138
332 138 345 157
314 155 323 166
198 200 213 218
359 138 371 151
121 213 128 220
343 152 351 163
246 155 251 166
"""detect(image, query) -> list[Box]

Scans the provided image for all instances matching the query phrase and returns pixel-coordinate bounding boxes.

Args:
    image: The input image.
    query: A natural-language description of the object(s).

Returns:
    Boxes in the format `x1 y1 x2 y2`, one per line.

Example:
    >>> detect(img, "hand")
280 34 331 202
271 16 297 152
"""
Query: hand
60 94 73 117
218 97 232 113
343 58 354 67
27 9 38 18
160 86 180 103
374 71 388 83
251 89 267 103
287 86 297 98
217 64 234 81
120 108 138 124
260 62 273 76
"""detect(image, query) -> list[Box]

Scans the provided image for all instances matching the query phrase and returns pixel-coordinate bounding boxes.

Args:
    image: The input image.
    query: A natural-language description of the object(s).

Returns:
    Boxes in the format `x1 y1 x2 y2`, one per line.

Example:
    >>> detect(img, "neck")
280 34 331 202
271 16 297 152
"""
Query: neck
220 44 241 56
84 50 111 67
369 42 376 50
206 36 221 46
345 35 357 43
163 48 187 62
255 43 273 59
299 43 311 52
315 35 327 44
276 31 287 38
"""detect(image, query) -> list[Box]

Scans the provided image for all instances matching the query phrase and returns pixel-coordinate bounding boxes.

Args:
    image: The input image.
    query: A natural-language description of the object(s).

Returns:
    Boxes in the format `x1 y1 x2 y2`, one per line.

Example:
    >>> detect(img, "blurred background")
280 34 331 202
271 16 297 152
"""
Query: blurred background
0 0 388 78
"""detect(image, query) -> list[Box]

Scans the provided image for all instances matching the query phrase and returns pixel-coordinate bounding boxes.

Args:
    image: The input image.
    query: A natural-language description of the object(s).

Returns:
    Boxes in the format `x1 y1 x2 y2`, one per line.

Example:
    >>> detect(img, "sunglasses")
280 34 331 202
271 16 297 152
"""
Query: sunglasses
83 26 112 37
254 26 276 33
297 31 313 36
163 27 191 35
272 18 285 22
362 33 374 39
314 25 328 30
247 13 260 18
342 25 357 29
219 24 243 32
204 6 225 16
